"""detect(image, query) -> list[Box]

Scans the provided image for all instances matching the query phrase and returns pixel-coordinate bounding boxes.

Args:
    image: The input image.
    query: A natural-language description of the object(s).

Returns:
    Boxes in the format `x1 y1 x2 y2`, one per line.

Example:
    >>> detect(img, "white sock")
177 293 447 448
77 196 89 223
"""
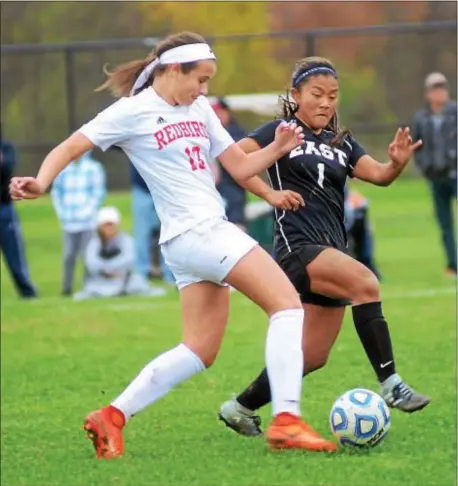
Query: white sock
111 343 205 421
266 308 304 417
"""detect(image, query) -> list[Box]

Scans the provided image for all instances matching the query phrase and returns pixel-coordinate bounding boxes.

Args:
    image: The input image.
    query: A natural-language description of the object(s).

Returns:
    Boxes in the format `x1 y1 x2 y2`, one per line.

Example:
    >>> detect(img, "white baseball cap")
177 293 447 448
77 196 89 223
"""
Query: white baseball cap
424 72 448 89
97 206 121 226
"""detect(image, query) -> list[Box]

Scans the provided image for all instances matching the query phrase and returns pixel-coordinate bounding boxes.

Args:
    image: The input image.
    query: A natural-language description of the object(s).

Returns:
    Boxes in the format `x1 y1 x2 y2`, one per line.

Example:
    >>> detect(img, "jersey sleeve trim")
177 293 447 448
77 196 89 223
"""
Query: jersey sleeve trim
247 119 282 149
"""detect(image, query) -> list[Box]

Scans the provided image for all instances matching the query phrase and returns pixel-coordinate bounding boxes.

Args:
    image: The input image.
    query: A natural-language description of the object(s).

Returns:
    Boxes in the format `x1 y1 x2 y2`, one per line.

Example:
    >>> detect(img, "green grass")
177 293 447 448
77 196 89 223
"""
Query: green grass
1 179 456 486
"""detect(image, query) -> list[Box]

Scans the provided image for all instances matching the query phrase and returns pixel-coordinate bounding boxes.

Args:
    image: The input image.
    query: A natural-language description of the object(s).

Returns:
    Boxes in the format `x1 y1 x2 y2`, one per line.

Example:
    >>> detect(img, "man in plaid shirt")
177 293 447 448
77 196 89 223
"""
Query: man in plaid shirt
51 150 106 296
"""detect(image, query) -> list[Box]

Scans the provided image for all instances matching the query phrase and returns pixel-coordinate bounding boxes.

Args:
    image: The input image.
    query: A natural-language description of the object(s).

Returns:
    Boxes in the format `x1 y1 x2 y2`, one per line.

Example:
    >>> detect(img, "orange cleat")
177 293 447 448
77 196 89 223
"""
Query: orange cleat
83 405 125 459
266 412 337 452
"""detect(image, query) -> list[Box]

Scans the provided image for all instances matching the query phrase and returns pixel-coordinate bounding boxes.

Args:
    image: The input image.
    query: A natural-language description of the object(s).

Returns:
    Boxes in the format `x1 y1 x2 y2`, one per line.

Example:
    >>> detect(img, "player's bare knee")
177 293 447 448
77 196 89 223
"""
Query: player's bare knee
267 290 302 316
194 351 217 369
200 353 217 368
352 271 380 304
185 343 218 369
200 354 216 369
304 354 329 374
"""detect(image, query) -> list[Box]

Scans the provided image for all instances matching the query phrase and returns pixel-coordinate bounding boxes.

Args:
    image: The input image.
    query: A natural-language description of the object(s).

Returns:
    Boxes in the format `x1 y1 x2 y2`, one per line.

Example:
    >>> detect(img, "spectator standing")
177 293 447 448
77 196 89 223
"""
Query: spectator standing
413 72 457 276
51 150 106 295
211 98 248 230
0 125 38 298
130 163 174 284
344 186 381 280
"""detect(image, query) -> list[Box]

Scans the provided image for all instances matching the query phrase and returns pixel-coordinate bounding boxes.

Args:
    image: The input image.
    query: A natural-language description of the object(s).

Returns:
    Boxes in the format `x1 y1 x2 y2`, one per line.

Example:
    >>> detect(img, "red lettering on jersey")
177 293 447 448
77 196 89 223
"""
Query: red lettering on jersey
154 121 208 149
191 121 203 137
199 122 209 138
179 122 192 137
154 130 167 150
163 125 177 144
172 123 184 139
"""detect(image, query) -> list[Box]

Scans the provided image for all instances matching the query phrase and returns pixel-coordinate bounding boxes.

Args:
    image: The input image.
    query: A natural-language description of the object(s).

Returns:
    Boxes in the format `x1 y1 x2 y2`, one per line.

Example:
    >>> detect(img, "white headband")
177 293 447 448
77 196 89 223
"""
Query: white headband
131 43 216 95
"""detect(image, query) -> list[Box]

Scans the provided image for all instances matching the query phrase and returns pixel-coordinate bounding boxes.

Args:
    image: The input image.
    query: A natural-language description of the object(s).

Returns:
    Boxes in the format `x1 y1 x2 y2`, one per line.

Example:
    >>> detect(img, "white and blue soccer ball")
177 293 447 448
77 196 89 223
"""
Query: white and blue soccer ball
329 388 391 448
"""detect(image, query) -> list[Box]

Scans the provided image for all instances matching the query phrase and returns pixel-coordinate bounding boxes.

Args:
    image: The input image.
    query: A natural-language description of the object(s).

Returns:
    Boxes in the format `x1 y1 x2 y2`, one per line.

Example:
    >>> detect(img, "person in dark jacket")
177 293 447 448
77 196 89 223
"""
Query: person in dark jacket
211 98 247 230
413 73 457 276
0 124 38 298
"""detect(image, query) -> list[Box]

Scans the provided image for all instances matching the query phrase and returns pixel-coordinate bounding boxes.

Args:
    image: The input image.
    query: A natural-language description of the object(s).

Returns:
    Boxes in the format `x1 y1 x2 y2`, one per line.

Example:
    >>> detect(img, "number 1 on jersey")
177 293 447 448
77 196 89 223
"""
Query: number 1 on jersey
185 145 205 171
317 163 325 188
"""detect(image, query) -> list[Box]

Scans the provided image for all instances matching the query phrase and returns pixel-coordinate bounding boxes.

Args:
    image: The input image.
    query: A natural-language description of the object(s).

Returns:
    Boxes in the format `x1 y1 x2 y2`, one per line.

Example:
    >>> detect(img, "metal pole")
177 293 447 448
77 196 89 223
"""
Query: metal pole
64 48 77 133
305 34 316 57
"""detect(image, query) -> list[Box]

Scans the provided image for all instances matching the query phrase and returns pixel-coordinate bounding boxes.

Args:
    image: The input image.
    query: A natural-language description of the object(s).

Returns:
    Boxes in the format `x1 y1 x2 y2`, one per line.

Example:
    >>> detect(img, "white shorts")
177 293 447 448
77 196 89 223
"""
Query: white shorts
161 218 258 290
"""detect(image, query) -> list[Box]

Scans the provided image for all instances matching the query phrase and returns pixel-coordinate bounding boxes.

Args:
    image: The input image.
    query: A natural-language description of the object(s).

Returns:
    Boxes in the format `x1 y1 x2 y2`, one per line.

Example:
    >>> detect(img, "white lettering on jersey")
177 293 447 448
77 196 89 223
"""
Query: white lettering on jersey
333 148 348 167
289 146 304 158
304 141 322 156
319 143 334 161
288 140 349 167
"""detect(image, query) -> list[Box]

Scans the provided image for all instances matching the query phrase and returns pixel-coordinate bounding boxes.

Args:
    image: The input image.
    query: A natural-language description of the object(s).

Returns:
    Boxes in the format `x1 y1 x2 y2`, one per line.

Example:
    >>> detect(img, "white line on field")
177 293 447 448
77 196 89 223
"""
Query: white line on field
2 287 454 312
238 286 456 307
383 286 456 299
104 286 455 311
107 302 171 311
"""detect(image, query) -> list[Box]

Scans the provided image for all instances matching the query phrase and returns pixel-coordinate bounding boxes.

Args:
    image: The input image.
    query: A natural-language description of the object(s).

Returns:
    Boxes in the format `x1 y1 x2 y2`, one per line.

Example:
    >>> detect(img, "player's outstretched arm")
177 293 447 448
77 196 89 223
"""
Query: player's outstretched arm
353 128 422 187
218 122 304 182
10 132 94 200
233 137 305 211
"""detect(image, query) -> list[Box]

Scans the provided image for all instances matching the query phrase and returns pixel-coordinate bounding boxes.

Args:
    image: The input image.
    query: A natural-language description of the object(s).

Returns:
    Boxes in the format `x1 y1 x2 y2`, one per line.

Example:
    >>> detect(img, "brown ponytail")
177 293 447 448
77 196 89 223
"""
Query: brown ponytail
95 31 207 98
95 54 155 98
279 56 352 147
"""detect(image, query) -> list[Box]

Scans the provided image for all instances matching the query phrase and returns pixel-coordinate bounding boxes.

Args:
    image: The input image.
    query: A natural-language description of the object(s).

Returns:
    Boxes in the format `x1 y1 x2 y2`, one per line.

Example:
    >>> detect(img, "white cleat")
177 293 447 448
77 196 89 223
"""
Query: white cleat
218 399 263 437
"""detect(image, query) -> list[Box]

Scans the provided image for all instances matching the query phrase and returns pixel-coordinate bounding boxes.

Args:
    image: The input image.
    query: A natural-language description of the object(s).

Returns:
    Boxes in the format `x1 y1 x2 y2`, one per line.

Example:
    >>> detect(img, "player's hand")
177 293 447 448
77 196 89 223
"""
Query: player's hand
273 121 305 154
266 189 305 211
388 128 422 168
9 177 46 200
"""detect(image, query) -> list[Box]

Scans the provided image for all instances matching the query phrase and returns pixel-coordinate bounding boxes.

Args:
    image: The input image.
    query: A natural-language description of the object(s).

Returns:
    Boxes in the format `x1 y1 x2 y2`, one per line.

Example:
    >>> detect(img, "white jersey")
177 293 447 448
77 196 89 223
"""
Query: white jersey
79 88 234 243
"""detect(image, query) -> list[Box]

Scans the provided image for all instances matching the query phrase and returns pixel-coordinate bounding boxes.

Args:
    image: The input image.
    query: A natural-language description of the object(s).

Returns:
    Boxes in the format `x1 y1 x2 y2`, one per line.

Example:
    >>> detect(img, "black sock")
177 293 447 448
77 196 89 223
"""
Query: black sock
236 368 271 411
236 367 310 412
352 301 396 383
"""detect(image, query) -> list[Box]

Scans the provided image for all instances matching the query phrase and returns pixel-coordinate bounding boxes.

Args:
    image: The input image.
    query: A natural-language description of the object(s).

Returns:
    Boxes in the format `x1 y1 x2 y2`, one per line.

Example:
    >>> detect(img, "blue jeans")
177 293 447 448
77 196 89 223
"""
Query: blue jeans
429 176 457 271
218 185 246 226
349 207 381 280
0 203 37 297
132 187 174 283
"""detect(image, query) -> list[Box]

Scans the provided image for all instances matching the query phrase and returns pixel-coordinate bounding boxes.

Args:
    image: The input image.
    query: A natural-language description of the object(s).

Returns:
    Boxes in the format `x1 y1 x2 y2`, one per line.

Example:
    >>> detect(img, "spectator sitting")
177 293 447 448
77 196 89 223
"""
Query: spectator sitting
51 149 106 296
74 207 166 301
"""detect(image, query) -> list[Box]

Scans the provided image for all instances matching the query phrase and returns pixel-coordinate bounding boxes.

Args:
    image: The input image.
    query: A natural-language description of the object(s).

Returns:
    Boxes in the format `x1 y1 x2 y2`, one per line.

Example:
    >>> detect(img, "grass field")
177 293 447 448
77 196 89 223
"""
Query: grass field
1 179 456 486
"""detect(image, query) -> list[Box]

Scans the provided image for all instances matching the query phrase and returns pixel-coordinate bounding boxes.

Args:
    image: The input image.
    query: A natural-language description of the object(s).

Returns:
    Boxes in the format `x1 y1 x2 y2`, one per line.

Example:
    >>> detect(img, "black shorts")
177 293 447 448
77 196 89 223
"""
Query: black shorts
277 244 350 308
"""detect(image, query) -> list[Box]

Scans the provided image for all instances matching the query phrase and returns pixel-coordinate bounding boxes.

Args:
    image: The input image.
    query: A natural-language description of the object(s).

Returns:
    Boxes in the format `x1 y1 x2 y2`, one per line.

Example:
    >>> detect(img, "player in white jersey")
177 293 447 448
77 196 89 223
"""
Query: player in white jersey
10 31 337 457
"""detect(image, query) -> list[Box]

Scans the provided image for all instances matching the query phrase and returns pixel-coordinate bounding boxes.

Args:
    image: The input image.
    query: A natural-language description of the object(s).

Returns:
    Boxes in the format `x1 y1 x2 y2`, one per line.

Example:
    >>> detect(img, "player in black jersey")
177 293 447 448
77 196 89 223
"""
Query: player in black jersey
219 56 430 438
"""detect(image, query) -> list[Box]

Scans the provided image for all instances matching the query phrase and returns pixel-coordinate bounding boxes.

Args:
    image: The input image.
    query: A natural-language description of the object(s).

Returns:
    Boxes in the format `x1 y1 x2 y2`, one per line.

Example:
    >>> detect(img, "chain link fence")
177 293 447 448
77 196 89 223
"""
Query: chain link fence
1 20 456 188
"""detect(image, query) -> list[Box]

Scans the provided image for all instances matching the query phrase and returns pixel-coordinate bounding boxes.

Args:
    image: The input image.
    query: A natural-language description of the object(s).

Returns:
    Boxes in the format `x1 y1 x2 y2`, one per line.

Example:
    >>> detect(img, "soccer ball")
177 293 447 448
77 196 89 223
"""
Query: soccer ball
329 388 391 448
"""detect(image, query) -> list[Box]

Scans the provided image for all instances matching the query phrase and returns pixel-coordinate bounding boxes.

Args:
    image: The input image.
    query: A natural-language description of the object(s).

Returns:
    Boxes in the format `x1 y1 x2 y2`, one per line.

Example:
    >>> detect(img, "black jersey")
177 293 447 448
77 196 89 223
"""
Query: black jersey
248 117 366 258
